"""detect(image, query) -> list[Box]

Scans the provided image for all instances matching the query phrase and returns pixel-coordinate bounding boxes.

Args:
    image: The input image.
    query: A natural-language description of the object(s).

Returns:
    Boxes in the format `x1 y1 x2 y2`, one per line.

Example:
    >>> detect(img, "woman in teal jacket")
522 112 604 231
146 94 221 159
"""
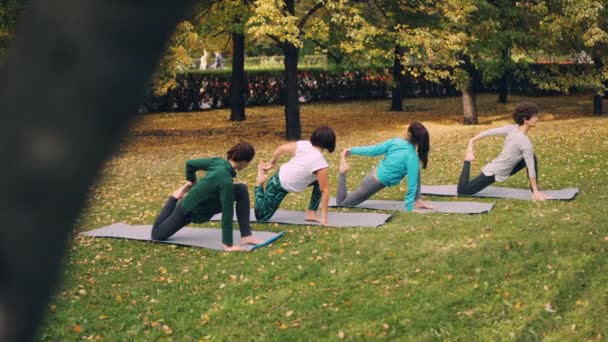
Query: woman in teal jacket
151 142 261 251
336 122 432 211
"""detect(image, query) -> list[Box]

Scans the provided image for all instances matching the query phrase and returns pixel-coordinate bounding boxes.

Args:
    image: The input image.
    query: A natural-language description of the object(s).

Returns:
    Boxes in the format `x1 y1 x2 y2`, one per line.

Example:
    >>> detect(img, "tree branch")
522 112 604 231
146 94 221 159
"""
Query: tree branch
311 38 342 64
298 1 325 30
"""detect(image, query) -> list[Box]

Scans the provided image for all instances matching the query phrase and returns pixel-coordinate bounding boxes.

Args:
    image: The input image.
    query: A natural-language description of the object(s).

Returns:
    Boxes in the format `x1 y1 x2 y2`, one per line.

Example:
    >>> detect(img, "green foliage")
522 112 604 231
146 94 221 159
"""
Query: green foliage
0 0 28 62
529 0 608 93
39 95 608 340
153 21 204 96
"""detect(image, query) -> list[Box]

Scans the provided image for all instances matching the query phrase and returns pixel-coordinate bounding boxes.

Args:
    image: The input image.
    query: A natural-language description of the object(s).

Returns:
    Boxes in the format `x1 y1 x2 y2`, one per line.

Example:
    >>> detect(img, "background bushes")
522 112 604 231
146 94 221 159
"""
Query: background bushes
138 64 594 114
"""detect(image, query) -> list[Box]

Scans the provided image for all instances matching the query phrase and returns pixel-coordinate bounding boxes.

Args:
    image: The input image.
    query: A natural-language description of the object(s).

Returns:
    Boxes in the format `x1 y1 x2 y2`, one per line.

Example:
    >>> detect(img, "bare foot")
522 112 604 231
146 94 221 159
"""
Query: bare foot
414 199 435 210
256 162 268 186
304 210 320 222
464 142 475 161
339 155 350 173
241 235 263 245
340 149 350 159
172 181 193 200
223 244 247 252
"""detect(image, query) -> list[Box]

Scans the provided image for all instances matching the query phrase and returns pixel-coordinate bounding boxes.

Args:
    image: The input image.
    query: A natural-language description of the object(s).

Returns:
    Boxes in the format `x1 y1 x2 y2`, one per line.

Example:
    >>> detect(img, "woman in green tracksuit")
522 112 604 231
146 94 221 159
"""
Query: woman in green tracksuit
151 142 261 251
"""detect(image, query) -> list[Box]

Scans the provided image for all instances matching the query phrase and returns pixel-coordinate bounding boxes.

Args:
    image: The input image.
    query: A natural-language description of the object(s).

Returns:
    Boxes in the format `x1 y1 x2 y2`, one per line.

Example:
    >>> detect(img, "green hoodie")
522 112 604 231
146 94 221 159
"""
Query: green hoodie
179 157 236 246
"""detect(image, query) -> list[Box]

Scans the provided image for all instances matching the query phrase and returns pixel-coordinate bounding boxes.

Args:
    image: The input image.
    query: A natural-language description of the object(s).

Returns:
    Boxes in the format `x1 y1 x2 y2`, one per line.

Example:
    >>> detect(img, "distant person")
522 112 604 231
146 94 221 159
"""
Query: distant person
336 122 433 212
212 51 223 69
255 126 336 225
457 102 551 200
151 142 262 251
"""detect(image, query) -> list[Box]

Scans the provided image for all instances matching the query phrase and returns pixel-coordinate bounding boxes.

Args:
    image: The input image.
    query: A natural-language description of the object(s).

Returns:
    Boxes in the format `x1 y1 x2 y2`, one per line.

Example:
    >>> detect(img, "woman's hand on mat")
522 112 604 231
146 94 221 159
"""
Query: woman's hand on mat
532 190 552 201
223 244 247 252
414 199 434 210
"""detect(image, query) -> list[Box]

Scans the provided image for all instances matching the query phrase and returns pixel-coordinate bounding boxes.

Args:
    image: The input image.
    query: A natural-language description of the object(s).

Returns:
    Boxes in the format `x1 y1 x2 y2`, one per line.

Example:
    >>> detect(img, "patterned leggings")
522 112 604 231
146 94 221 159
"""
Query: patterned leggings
254 172 321 221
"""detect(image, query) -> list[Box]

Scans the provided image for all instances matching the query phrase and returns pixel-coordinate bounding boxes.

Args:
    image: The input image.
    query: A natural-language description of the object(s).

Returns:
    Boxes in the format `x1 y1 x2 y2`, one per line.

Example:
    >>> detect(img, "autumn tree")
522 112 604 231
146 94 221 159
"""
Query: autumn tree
327 1 408 111
248 0 327 140
473 0 537 104
395 1 480 123
195 0 254 121
153 21 204 96
528 0 608 114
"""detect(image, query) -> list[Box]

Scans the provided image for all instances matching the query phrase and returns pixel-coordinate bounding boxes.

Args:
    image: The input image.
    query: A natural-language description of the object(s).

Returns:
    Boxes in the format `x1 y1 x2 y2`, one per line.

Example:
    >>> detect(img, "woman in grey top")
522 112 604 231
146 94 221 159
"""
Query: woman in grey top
457 102 551 201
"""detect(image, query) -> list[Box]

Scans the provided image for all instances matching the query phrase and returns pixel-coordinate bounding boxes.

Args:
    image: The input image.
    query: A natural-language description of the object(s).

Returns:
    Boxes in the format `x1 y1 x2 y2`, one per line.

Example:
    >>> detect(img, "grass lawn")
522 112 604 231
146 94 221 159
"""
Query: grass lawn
39 93 608 341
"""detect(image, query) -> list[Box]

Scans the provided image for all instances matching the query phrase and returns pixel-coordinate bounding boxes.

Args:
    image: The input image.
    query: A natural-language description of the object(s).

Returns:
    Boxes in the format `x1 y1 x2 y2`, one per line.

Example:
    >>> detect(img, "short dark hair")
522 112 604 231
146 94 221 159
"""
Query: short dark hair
310 126 336 153
513 102 539 125
226 141 255 162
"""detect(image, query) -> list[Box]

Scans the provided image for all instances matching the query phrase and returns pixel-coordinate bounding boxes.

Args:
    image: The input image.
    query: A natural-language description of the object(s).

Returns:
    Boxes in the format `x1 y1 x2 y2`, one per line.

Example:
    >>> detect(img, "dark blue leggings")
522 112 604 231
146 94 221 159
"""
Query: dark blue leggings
457 156 538 195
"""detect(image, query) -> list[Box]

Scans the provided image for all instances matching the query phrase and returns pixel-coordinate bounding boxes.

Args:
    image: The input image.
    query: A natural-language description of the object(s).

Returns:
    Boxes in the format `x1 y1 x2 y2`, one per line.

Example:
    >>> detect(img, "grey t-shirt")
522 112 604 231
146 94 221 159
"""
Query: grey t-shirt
480 124 536 182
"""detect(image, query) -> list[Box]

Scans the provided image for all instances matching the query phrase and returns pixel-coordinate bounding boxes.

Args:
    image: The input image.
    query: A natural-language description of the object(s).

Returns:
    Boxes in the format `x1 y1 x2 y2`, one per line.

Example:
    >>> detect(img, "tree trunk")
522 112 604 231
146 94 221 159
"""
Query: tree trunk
284 41 301 140
593 56 604 115
497 48 510 103
283 0 301 140
462 81 478 125
390 45 404 111
460 54 478 125
229 30 246 121
0 0 197 341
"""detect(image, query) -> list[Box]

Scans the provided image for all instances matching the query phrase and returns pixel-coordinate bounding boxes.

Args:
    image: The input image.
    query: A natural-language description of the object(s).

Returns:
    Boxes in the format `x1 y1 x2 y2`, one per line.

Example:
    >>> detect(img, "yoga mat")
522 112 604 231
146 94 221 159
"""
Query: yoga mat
421 185 579 201
81 222 284 251
329 198 494 214
211 209 391 228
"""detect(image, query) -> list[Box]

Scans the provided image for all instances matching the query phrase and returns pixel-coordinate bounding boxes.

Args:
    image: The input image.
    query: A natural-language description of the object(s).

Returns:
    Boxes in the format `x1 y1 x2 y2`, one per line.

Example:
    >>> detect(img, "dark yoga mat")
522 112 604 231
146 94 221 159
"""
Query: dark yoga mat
81 223 284 251
329 198 494 214
421 185 579 201
211 209 391 228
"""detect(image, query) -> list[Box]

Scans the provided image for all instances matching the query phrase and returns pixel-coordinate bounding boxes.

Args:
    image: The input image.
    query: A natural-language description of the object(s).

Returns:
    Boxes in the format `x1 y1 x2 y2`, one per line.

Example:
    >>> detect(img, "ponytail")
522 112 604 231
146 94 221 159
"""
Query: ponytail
407 122 429 169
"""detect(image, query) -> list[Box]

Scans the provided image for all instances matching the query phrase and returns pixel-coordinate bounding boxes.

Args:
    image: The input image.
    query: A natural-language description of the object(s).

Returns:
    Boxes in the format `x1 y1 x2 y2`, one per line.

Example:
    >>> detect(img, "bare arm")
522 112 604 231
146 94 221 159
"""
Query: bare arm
315 167 330 225
267 141 298 169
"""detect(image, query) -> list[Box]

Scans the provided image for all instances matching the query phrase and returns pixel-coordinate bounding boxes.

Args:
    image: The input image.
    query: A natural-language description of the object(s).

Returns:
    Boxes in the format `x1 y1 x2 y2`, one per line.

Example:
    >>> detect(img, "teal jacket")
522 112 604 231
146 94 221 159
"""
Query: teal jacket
350 138 420 211
179 157 236 246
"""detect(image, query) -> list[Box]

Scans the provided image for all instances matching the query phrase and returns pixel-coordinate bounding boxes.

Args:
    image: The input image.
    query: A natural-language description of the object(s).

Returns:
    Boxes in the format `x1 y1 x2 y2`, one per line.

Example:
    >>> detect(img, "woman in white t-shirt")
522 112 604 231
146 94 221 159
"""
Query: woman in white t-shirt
254 126 336 225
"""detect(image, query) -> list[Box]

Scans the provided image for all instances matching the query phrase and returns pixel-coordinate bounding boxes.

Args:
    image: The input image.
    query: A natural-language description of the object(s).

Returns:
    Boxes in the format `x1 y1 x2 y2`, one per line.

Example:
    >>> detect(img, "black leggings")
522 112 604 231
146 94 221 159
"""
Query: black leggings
457 155 538 195
151 183 252 241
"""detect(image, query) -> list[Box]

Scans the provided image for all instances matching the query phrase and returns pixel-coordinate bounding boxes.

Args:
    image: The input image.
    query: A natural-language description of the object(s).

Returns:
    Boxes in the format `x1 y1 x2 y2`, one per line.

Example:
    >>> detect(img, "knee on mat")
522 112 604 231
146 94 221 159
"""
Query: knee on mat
457 187 475 196
254 208 270 222
150 228 167 241
234 183 249 197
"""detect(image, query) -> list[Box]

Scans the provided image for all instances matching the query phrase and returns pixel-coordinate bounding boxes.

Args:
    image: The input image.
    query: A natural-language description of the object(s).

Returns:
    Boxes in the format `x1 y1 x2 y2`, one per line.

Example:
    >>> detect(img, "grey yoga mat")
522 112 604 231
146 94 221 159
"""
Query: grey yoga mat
421 185 579 201
81 222 284 251
328 198 494 214
211 209 391 228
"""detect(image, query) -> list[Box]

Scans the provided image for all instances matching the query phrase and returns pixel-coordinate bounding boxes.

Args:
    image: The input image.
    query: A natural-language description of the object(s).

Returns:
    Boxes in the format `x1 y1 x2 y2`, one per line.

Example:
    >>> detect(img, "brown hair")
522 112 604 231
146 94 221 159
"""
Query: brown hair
226 141 255 162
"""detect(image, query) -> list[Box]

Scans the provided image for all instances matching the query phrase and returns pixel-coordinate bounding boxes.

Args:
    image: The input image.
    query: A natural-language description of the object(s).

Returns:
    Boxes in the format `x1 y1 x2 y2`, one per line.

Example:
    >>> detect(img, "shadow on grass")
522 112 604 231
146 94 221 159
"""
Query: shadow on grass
515 252 607 341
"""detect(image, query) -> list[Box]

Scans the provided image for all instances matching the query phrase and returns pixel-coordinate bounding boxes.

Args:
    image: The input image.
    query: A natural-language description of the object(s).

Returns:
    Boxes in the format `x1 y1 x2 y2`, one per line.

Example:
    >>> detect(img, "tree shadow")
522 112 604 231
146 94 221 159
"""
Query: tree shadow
515 253 607 341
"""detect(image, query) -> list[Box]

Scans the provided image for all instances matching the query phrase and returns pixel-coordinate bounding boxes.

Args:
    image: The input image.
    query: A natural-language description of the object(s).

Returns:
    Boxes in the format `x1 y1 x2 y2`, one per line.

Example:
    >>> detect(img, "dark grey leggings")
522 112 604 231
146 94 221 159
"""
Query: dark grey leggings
457 155 538 195
336 169 422 206
336 168 422 207
336 170 384 206
151 183 252 241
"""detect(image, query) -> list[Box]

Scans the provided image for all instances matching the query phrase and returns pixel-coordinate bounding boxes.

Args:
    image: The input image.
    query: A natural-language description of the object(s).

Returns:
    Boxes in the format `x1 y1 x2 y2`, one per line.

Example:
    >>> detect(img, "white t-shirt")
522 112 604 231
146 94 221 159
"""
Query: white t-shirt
278 140 328 192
